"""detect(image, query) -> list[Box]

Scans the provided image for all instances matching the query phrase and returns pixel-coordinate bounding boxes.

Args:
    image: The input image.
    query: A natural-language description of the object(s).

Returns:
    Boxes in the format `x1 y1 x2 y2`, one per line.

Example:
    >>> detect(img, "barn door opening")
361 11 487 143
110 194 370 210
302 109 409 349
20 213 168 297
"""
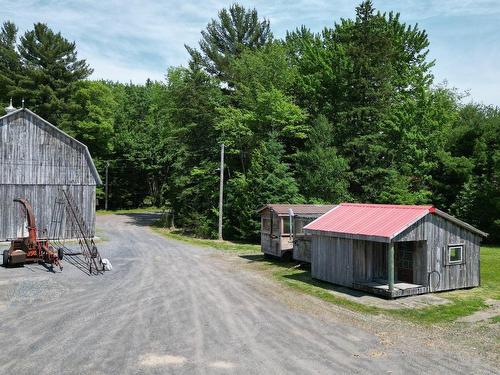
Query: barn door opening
395 241 415 283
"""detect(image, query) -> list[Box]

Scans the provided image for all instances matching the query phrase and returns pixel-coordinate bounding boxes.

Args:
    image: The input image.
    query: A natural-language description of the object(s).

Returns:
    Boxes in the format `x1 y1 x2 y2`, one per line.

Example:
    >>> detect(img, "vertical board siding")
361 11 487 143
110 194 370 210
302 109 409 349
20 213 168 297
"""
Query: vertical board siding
293 236 311 262
311 235 353 287
0 111 98 240
311 212 480 295
425 215 480 291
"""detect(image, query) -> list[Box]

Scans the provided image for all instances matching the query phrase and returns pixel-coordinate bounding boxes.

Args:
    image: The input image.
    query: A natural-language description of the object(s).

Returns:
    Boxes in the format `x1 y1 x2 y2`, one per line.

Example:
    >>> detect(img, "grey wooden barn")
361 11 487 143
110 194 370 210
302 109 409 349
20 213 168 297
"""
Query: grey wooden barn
258 204 336 259
0 106 101 241
304 203 488 298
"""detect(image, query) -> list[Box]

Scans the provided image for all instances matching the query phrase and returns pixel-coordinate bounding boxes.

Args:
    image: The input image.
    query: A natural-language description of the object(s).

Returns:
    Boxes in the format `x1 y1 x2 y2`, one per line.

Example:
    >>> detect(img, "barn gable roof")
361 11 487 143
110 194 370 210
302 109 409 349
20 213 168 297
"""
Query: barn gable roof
304 203 487 242
0 108 102 185
257 204 337 217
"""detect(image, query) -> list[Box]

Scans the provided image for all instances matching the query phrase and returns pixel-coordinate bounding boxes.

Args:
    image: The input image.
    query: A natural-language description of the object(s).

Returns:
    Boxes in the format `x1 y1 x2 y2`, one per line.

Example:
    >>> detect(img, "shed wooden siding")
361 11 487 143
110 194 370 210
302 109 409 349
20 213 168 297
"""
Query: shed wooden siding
292 216 318 262
394 214 480 290
425 214 480 291
311 235 353 287
310 212 481 294
0 110 99 240
352 240 387 282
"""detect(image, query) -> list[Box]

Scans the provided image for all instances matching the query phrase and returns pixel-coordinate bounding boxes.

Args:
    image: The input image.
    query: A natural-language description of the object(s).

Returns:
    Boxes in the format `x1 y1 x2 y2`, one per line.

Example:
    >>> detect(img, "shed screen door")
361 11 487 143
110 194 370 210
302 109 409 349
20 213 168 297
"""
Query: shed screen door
396 242 414 283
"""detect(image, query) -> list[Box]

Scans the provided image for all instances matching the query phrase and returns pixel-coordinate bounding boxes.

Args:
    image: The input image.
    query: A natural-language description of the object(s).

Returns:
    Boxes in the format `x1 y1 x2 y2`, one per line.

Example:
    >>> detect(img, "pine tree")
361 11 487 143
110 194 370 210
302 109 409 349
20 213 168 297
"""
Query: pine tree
0 21 21 107
185 3 271 83
13 23 92 125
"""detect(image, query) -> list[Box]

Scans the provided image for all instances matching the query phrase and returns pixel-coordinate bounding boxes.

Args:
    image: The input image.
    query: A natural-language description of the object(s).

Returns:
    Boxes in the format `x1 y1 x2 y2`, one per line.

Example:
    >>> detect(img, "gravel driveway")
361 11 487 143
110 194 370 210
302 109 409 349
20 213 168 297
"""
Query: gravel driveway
0 213 495 374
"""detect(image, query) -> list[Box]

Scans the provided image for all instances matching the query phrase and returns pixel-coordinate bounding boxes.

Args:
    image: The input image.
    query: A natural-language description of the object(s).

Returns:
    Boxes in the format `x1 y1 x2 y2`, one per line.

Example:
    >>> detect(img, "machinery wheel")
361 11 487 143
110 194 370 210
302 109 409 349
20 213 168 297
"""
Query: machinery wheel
3 250 9 267
58 248 64 261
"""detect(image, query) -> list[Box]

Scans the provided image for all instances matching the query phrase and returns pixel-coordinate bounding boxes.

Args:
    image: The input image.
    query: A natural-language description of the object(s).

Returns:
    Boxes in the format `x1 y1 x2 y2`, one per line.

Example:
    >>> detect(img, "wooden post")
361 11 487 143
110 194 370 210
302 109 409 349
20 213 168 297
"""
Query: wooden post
218 144 224 240
388 242 394 293
104 162 109 211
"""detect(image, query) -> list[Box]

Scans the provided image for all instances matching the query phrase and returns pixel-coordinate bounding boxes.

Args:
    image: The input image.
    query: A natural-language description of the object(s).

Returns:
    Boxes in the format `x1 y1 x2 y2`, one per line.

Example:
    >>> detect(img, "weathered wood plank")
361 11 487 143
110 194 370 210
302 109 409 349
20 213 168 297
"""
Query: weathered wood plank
0 110 99 240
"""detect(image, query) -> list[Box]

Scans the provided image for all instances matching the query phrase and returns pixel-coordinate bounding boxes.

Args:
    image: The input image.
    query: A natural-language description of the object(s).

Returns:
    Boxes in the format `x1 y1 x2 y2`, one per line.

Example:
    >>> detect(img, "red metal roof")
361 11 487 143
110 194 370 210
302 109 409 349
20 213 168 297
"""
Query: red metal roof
304 203 434 240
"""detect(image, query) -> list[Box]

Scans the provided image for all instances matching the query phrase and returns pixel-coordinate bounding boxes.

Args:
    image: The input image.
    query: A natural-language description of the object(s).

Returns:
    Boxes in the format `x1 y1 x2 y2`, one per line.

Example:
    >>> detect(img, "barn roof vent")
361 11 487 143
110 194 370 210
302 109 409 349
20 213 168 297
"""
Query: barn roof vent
5 98 16 113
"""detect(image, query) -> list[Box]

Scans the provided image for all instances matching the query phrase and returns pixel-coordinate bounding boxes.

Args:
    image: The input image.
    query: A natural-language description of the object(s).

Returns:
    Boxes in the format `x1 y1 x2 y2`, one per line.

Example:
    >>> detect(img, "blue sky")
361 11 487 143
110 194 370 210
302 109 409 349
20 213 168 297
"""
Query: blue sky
2 0 499 106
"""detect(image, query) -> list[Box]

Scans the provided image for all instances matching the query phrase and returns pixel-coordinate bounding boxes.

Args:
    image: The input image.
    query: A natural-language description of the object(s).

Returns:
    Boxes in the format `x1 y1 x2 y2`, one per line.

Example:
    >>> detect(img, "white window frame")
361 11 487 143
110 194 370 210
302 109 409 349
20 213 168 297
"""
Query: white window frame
447 244 464 264
281 217 291 235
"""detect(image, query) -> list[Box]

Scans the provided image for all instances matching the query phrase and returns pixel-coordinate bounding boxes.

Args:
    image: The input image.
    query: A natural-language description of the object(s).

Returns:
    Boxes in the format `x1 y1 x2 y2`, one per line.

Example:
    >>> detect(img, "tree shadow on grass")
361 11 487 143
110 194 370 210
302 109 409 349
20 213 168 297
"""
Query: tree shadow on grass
240 253 376 299
239 253 310 270
282 271 372 299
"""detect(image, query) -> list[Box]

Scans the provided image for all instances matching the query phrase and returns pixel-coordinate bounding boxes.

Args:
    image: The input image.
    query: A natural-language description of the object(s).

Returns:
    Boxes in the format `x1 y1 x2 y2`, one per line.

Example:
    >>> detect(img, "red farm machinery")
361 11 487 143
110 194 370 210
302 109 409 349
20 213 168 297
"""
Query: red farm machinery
3 198 63 271
3 191 105 275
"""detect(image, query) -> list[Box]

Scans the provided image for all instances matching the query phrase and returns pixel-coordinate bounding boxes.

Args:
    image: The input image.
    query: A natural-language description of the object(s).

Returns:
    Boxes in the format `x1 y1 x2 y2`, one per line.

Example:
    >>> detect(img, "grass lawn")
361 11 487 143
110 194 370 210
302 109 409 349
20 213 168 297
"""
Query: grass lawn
150 223 500 325
96 207 161 215
151 227 260 255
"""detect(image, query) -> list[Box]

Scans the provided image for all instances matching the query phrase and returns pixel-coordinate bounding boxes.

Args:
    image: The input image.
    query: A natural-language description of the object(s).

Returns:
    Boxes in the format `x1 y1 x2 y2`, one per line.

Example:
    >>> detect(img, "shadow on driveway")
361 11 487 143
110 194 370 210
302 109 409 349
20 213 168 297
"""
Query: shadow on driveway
117 212 162 227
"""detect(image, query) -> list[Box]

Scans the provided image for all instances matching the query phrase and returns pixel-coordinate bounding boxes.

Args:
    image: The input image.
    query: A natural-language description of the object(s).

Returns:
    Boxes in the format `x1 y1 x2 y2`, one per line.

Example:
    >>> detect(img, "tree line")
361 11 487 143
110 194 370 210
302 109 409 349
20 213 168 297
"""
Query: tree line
0 1 498 242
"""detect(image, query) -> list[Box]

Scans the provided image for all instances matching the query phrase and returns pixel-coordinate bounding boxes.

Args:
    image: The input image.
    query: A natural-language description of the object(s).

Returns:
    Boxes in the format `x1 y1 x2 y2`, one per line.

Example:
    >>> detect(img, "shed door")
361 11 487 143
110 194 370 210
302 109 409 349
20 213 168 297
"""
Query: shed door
395 242 414 283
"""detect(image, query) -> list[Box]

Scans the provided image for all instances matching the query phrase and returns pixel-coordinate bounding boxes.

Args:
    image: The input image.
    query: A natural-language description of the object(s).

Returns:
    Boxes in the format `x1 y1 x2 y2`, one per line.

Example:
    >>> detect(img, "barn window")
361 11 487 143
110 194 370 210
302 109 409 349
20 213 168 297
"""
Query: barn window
447 245 464 264
282 217 291 235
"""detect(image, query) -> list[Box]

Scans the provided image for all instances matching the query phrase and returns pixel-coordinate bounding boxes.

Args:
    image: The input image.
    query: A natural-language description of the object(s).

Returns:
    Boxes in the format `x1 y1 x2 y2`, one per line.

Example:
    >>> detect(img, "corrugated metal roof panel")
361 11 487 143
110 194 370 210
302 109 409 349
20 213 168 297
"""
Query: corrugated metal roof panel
304 203 433 240
257 204 337 216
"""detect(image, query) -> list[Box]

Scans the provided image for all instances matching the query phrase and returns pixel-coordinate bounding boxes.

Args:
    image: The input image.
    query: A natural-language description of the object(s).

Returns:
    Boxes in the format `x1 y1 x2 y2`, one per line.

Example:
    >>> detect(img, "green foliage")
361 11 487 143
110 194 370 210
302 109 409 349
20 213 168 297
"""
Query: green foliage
186 3 271 82
62 80 116 156
13 23 92 124
0 21 20 106
225 137 303 240
0 2 498 241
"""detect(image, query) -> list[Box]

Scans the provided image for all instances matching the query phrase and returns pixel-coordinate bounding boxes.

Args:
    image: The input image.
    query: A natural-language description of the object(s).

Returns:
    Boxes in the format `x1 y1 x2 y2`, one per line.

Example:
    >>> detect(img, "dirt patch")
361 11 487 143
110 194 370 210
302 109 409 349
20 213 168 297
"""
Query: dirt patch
139 353 187 367
326 287 451 309
457 299 500 323
208 361 237 369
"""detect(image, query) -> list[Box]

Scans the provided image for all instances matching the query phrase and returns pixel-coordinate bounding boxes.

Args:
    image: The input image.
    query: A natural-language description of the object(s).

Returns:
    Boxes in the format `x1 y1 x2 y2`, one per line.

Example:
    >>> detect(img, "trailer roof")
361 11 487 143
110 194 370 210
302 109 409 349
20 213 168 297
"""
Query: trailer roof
257 204 337 216
304 203 487 241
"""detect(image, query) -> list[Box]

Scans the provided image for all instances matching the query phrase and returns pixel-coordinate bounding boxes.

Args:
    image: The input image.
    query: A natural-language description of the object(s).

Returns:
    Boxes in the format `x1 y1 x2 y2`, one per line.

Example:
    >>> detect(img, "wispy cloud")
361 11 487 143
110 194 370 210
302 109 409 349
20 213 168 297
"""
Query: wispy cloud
1 0 499 105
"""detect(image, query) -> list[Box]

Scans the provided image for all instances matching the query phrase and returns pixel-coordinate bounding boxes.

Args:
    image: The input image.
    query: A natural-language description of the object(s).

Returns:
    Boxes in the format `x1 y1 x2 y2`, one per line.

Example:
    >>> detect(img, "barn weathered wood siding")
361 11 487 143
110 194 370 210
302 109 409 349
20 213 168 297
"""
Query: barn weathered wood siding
0 109 100 240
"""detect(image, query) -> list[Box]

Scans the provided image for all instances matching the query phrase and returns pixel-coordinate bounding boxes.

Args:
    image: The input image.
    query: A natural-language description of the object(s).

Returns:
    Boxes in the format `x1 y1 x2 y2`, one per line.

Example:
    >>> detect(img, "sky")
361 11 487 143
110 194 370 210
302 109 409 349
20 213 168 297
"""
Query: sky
1 0 499 106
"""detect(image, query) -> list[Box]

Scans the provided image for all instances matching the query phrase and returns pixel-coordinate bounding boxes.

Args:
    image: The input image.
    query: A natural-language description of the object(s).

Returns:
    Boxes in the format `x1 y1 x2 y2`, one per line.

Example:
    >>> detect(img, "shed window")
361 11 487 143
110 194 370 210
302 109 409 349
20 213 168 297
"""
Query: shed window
448 245 464 264
282 217 291 235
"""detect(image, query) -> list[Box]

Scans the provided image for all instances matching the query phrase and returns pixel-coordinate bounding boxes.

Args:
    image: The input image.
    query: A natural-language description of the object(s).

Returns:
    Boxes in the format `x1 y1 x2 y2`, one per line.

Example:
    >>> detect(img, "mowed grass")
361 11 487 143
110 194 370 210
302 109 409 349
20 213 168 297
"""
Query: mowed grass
150 222 499 324
267 246 500 324
96 207 161 215
151 227 260 255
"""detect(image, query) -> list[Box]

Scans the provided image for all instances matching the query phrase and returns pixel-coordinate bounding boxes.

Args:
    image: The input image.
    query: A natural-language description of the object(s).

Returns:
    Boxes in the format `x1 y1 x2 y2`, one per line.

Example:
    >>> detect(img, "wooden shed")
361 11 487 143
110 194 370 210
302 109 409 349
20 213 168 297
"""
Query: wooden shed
0 107 101 241
258 204 336 259
304 203 488 298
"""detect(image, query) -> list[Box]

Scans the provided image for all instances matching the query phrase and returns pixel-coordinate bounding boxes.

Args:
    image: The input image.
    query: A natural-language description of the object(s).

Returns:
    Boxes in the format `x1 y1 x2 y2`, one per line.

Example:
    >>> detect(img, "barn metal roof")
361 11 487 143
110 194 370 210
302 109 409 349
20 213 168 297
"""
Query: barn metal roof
304 203 487 241
257 204 337 216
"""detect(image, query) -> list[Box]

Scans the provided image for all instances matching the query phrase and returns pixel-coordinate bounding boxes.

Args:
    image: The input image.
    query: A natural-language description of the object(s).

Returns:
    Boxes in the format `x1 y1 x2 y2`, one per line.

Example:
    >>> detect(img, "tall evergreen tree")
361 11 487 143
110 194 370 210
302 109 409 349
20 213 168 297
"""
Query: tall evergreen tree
13 23 92 125
185 3 271 82
0 21 21 107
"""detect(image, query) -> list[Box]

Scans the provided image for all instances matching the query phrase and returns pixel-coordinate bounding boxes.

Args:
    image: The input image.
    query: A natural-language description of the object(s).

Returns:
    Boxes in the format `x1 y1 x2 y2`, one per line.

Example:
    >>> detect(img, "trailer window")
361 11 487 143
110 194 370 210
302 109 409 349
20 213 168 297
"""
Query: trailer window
282 217 291 235
448 245 464 264
262 217 271 233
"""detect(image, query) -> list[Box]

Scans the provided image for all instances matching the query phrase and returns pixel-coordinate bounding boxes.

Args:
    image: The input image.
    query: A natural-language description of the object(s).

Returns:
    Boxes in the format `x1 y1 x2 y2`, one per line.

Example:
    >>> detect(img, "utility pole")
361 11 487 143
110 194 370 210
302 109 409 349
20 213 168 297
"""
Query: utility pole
218 143 225 240
105 161 109 211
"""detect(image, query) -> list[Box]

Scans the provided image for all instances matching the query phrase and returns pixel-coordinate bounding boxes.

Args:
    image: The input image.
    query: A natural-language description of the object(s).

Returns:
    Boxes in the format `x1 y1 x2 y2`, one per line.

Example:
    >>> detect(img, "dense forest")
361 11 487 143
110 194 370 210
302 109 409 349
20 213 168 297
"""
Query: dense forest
0 1 498 242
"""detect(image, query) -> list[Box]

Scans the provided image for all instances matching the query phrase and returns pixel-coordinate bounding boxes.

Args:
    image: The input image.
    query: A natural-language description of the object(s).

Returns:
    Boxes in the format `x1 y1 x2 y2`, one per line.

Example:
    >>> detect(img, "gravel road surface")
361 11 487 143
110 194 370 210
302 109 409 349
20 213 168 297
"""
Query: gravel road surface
0 213 496 374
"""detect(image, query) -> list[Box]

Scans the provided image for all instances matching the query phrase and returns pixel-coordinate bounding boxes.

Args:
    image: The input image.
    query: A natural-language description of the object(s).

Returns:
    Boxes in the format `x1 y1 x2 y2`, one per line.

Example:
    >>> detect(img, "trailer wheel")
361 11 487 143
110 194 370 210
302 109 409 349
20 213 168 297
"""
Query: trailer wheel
3 250 9 267
58 248 64 261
